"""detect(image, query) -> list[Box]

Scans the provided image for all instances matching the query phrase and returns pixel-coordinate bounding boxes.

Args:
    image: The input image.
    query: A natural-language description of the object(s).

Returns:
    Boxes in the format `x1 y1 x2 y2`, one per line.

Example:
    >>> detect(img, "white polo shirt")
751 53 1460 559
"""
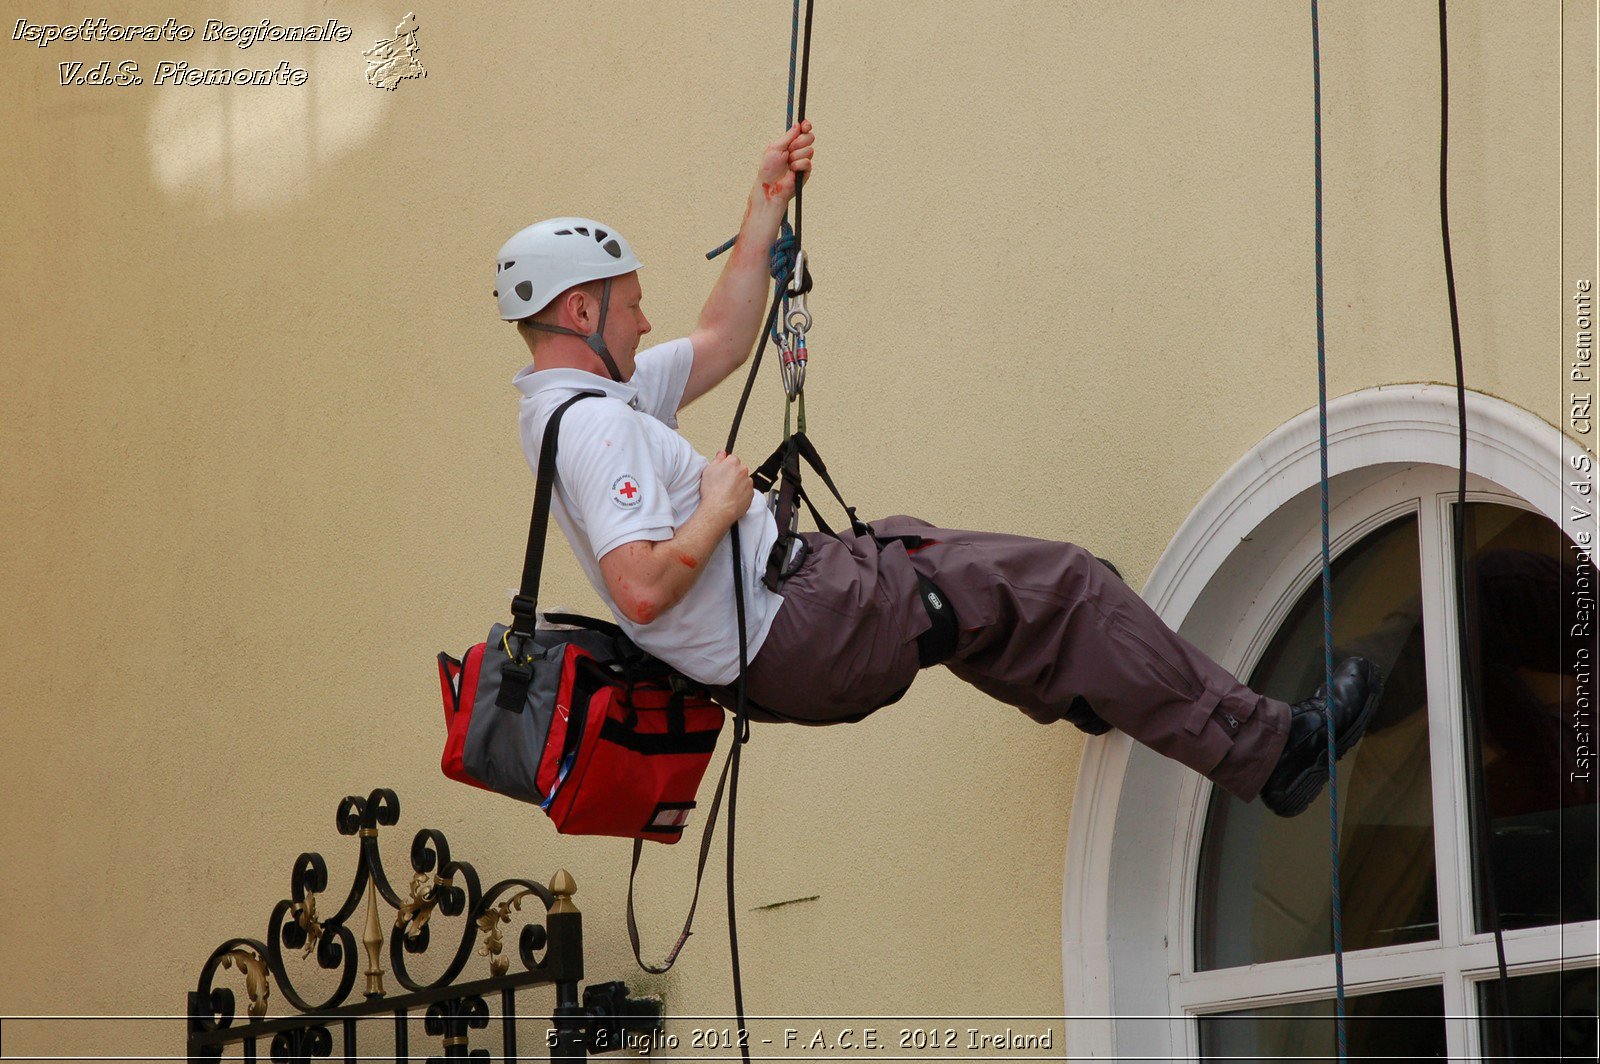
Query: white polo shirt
513 337 785 685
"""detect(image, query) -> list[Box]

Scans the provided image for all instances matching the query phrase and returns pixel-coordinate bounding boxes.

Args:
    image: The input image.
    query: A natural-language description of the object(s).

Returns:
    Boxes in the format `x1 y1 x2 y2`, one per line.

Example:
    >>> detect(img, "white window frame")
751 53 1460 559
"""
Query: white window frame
1062 384 1598 1060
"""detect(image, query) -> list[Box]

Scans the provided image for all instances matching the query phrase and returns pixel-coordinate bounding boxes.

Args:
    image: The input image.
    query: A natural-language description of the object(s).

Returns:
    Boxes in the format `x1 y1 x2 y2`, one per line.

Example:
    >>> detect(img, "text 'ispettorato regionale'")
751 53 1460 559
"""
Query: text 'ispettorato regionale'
13 17 354 87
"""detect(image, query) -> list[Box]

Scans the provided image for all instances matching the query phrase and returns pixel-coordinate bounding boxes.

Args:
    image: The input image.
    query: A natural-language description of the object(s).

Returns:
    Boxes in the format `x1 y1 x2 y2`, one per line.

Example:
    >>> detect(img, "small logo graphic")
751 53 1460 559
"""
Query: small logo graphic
363 13 425 90
611 475 643 510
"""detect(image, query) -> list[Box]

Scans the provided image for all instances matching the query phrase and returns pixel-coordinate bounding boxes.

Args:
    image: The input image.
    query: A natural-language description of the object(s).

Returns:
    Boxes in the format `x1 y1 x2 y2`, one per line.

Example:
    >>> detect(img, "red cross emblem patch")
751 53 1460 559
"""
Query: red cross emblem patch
610 474 643 510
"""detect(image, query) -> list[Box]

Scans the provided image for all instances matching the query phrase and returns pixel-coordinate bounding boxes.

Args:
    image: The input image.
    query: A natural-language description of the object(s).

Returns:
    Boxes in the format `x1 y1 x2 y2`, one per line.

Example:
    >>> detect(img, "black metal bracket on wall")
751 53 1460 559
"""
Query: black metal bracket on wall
185 788 663 1062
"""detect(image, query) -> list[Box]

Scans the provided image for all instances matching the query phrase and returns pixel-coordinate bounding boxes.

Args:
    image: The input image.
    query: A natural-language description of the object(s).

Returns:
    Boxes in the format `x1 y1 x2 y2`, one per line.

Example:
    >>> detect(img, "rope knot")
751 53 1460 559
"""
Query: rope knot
767 224 798 283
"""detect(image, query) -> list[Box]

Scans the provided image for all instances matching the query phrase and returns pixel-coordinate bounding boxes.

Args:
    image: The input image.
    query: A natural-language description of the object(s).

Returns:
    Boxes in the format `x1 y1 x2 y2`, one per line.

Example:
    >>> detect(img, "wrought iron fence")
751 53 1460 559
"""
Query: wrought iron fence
186 788 661 1062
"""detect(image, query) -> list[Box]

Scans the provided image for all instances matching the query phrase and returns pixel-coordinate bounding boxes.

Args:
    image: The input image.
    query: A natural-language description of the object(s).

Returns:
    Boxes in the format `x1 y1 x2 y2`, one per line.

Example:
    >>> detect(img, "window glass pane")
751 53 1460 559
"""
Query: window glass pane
1199 983 1445 1063
1478 967 1598 1061
1461 503 1599 931
1197 514 1436 970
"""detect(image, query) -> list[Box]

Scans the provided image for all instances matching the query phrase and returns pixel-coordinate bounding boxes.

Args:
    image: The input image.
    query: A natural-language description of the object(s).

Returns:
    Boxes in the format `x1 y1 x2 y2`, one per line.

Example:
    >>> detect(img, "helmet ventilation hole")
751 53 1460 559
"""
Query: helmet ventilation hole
595 229 608 241
515 281 533 301
575 226 590 236
602 239 622 258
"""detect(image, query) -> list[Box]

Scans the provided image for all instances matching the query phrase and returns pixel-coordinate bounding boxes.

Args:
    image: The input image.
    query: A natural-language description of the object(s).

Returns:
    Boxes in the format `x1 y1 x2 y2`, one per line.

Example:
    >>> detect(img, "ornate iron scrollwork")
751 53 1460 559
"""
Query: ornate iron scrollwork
425 995 491 1062
269 1025 331 1063
187 789 616 1061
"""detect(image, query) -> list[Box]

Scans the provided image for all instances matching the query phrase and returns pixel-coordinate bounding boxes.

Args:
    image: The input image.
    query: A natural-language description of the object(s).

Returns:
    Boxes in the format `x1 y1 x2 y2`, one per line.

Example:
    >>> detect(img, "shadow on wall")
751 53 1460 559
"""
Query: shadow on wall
144 15 412 215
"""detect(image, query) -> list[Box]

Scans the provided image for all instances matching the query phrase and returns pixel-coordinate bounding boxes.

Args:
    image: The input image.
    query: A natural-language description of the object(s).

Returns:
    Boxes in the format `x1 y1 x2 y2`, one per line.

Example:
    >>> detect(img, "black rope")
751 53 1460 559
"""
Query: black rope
793 0 816 247
720 5 817 1061
1438 1 1515 1054
1307 6 1348 1056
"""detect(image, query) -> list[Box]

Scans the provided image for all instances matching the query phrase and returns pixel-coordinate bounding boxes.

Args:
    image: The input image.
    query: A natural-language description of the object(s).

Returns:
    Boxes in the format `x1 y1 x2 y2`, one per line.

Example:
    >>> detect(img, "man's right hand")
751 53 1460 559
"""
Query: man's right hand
700 450 754 525
599 449 754 625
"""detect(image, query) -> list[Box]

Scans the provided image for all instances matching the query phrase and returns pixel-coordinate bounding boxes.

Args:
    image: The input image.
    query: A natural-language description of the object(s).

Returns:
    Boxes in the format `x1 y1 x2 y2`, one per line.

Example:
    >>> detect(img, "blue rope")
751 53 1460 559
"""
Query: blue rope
1310 2 1348 1060
767 226 798 345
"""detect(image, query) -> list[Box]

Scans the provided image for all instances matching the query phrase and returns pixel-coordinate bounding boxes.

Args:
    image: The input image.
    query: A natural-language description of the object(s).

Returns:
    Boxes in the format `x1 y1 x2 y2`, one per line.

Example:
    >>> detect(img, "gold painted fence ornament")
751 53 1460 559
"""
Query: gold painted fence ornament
290 893 322 960
477 888 537 977
364 13 426 90
220 948 270 1020
396 870 443 939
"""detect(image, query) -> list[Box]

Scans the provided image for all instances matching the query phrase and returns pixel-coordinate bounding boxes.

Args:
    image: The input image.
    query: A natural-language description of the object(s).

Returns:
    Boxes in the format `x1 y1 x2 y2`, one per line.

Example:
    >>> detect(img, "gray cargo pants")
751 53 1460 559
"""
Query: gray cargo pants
731 515 1291 802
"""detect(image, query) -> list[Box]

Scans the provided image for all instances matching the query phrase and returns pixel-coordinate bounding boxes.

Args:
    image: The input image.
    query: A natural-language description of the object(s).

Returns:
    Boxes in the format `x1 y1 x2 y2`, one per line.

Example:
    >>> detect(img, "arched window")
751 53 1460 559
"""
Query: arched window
1063 387 1598 1061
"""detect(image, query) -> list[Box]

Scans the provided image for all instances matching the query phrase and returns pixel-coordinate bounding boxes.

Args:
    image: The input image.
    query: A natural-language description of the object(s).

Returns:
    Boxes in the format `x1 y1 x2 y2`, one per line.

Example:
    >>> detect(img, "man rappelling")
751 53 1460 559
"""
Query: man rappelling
493 122 1382 817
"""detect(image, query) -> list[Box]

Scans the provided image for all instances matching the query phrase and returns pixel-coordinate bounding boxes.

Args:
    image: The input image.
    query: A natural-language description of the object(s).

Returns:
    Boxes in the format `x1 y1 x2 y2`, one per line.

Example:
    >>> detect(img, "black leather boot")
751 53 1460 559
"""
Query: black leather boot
1260 657 1384 817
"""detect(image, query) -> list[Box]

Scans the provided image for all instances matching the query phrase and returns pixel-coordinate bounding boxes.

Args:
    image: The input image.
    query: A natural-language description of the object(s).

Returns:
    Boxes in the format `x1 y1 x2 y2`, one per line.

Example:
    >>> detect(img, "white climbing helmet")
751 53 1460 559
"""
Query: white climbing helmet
494 217 642 321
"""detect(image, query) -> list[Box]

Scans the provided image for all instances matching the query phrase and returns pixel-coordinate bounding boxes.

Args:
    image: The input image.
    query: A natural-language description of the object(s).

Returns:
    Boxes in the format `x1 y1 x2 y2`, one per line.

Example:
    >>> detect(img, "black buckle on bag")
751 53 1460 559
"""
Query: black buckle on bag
496 628 540 712
509 594 539 627
497 654 534 713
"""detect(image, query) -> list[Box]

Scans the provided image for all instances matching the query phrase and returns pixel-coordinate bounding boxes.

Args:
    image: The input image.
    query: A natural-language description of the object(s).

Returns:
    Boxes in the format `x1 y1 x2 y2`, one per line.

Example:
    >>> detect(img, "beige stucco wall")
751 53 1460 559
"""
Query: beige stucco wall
0 1 1583 1057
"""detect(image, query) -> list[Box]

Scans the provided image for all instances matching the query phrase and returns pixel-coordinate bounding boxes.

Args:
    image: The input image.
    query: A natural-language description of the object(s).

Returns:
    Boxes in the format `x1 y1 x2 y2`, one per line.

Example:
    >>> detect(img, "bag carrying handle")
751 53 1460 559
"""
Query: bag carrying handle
510 391 603 636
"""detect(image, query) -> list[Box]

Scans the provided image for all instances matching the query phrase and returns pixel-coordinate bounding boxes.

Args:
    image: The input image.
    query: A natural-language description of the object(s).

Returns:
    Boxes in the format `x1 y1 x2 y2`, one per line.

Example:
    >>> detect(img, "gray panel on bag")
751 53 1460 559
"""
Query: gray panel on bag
463 623 559 803
462 622 625 805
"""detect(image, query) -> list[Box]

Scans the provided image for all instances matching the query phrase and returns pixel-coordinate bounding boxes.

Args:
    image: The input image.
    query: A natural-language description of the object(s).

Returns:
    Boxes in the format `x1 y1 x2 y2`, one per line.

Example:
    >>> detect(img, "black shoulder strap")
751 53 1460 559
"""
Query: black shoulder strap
510 391 604 635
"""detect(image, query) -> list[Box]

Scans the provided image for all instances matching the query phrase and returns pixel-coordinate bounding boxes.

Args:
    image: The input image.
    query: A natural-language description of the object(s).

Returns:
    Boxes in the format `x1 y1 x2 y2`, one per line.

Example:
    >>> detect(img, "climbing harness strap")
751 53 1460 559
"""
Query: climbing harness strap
911 570 960 666
749 432 962 667
751 430 871 589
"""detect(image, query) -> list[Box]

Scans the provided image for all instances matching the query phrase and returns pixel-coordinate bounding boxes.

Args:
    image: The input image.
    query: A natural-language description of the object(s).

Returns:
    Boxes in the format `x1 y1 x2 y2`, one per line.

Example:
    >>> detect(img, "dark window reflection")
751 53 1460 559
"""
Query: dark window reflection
1478 967 1598 1061
1197 513 1437 970
1199 984 1446 1063
1461 504 1599 931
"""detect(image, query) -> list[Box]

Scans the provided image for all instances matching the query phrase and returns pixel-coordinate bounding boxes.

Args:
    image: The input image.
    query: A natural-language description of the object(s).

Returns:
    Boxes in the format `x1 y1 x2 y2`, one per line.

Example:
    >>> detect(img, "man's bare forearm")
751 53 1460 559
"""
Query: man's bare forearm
600 502 744 625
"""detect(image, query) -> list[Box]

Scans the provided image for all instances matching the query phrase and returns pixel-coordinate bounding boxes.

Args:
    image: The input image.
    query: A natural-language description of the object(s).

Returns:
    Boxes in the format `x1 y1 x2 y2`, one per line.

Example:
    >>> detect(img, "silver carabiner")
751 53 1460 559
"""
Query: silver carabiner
789 331 808 396
778 327 804 400
785 249 812 334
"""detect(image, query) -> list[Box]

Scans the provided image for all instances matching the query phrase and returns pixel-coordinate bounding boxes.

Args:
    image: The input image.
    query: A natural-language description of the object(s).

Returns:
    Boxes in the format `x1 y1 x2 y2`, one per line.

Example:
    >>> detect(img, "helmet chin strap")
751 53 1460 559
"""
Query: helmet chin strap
525 277 624 381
